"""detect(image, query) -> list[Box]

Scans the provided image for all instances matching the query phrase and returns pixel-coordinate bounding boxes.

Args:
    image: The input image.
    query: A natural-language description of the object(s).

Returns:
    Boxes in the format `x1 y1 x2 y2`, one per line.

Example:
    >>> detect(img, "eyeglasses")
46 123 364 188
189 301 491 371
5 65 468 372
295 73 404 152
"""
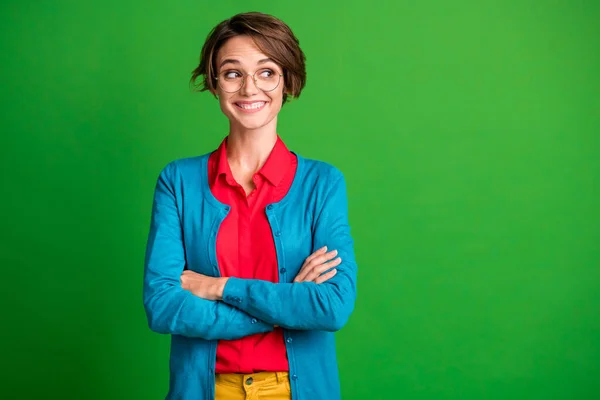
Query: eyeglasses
216 68 283 93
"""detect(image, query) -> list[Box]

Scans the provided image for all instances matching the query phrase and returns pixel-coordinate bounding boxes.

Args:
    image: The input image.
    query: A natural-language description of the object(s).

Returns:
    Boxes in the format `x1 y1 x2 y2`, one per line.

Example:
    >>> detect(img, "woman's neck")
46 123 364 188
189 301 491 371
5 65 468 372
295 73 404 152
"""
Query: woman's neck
226 124 278 174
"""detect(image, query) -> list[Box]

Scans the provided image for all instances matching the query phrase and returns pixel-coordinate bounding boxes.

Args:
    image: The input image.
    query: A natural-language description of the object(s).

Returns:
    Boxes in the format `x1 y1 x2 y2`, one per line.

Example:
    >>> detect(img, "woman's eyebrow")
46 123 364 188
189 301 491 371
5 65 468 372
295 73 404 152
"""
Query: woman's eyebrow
219 59 239 68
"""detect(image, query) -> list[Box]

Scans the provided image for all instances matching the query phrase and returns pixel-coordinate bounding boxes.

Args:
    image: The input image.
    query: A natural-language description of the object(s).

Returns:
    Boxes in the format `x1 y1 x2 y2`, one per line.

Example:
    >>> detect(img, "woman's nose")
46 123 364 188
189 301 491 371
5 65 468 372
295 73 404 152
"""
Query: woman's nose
239 73 259 95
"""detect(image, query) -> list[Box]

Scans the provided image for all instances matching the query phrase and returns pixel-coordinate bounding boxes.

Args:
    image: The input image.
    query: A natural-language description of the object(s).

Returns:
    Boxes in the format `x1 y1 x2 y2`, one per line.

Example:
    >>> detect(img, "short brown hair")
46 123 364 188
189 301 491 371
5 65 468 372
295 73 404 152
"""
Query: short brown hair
190 12 307 104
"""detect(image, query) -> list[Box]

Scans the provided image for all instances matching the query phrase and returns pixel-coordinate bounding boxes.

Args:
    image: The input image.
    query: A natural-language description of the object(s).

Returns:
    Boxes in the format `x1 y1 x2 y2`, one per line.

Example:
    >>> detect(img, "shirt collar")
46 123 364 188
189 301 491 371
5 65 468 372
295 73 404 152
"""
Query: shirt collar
258 136 292 187
213 135 292 187
213 138 235 187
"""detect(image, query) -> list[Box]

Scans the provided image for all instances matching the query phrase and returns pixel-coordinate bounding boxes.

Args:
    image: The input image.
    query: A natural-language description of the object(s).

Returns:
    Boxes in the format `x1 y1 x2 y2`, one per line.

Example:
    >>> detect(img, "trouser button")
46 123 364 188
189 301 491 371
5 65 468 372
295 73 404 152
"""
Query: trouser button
246 377 253 385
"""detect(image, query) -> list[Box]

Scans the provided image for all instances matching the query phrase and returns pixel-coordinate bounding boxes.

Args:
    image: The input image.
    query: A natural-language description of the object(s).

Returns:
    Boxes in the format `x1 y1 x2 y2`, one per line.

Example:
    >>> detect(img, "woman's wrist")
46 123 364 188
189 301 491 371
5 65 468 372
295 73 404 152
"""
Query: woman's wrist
215 277 229 300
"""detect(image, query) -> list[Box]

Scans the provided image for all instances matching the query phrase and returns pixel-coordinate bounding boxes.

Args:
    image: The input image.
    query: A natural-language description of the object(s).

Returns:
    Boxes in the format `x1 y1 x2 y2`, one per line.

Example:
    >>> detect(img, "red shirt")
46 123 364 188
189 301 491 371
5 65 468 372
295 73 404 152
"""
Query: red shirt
208 136 297 374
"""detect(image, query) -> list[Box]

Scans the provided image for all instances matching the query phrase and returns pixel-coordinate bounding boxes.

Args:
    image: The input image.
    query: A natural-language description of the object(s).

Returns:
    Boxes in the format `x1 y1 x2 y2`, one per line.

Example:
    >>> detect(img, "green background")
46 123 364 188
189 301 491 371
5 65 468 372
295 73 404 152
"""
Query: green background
1 1 599 399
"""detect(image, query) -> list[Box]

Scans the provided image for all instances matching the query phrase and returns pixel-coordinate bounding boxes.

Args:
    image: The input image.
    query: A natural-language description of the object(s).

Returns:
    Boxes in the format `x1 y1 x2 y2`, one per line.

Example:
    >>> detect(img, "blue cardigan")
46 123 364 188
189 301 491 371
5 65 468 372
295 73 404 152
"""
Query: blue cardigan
143 151 358 400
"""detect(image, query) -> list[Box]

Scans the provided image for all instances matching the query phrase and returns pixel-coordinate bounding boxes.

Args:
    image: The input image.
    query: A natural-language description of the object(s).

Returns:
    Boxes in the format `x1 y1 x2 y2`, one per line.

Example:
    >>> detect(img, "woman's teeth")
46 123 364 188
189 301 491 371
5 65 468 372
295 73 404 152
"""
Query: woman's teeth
237 102 266 109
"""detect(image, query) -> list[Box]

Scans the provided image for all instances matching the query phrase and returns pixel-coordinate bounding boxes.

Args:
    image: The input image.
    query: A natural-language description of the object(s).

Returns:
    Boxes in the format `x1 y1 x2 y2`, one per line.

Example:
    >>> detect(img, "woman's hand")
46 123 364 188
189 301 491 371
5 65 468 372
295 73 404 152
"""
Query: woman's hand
293 246 341 284
181 246 339 303
180 270 229 301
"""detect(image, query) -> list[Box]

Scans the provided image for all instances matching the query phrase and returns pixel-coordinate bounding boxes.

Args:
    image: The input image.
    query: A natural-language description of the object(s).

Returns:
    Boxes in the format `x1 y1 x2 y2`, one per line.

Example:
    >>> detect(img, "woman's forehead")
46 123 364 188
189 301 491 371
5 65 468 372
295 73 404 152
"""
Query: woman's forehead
217 36 273 67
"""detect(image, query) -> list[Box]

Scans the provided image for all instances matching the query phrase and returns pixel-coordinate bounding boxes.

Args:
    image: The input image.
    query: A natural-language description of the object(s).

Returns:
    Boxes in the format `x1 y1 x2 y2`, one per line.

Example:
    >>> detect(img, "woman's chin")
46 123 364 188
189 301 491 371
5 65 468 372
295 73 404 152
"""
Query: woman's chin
230 115 276 132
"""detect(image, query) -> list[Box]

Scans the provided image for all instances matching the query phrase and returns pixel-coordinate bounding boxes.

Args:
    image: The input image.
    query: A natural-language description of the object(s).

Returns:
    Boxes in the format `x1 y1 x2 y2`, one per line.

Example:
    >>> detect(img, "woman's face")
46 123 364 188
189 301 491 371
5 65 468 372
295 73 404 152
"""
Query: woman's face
213 35 286 132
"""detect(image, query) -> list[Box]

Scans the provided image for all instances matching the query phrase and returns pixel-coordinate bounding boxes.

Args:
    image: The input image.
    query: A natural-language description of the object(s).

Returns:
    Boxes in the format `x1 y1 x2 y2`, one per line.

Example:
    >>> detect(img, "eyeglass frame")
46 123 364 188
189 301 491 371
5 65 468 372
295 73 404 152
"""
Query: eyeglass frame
215 69 284 93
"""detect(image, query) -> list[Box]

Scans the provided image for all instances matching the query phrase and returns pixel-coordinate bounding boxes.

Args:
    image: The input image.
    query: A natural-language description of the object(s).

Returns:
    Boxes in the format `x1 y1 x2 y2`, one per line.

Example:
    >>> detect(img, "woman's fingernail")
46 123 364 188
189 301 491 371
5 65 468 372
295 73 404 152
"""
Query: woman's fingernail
322 246 328 251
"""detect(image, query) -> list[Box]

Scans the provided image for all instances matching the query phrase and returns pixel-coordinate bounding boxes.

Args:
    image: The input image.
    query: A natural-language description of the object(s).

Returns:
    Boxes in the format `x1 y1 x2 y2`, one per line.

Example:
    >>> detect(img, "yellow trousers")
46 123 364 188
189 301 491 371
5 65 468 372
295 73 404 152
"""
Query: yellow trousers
215 371 291 400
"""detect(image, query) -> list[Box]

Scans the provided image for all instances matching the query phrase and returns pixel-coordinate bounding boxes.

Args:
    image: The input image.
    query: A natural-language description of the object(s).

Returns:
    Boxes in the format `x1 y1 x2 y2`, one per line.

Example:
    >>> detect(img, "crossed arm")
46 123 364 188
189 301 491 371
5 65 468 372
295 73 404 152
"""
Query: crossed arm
143 163 357 340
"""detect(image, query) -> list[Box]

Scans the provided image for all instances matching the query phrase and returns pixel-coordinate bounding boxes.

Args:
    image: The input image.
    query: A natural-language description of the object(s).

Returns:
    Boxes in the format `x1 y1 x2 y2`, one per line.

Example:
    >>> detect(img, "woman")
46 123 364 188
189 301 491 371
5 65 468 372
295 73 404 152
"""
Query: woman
143 12 357 400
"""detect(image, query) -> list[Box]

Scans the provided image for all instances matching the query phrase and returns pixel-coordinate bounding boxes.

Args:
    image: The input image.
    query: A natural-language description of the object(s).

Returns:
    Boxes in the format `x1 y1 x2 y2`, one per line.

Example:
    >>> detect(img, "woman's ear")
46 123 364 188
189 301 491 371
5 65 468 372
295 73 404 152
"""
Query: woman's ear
209 81 219 98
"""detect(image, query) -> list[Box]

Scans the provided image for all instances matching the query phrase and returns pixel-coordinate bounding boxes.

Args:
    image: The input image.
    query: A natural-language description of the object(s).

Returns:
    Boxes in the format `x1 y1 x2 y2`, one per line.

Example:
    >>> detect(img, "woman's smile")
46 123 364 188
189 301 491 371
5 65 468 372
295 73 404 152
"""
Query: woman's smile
234 100 268 113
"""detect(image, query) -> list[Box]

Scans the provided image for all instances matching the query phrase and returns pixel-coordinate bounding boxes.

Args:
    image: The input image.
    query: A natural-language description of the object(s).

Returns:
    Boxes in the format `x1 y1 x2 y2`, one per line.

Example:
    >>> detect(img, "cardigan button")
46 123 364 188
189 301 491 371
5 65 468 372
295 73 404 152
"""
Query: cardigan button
279 268 286 273
275 231 281 237
286 337 292 344
267 205 273 210
291 374 298 381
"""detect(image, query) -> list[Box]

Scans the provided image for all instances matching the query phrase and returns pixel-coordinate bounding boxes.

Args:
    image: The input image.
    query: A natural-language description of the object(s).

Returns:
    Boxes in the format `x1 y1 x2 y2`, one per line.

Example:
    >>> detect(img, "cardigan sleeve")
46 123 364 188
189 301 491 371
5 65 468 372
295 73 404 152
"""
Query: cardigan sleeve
221 169 357 331
143 162 274 340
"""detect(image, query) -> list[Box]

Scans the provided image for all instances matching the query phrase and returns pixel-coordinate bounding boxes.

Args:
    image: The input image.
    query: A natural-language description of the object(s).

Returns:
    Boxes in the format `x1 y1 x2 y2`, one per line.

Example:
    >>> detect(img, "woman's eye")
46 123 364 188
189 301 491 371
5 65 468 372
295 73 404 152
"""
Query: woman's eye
259 69 274 78
224 71 241 79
